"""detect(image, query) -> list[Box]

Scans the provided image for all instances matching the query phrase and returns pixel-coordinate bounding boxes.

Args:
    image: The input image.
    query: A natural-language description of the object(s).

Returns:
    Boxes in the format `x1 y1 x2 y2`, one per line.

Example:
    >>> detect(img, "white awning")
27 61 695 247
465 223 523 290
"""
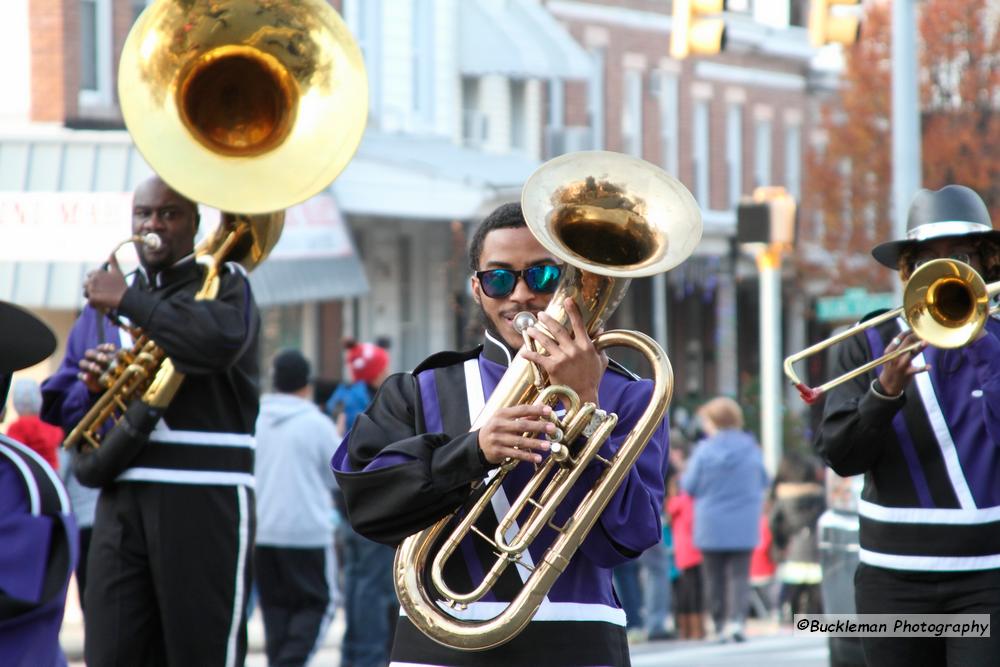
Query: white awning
459 0 591 80
330 130 540 220
0 192 367 309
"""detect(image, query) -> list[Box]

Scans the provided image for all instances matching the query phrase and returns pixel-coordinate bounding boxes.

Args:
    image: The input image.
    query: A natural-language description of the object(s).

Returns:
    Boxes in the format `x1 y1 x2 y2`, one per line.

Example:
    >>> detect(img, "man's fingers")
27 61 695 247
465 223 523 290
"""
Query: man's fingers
498 403 552 419
495 447 543 464
501 417 553 435
562 297 589 340
537 312 573 346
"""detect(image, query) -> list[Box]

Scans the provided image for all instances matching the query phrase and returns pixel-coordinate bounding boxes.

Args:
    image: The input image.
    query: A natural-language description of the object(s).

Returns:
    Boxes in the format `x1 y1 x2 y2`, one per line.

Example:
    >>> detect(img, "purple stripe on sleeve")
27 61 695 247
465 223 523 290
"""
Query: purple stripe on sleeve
417 370 443 434
864 326 935 508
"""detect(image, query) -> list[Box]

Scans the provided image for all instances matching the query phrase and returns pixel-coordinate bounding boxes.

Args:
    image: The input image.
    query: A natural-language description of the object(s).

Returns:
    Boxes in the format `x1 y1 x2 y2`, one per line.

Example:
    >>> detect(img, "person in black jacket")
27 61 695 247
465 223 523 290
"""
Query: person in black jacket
43 176 261 666
768 453 824 619
816 185 1000 667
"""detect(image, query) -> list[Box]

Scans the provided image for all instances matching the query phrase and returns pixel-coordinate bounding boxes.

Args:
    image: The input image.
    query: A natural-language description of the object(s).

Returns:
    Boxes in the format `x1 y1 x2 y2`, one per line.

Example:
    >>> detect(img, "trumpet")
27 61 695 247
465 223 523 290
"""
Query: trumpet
784 258 1000 404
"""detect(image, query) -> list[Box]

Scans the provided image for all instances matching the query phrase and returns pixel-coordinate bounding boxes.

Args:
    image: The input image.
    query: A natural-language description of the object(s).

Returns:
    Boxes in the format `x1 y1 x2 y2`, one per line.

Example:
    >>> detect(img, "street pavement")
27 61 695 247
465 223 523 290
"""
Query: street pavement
64 596 830 667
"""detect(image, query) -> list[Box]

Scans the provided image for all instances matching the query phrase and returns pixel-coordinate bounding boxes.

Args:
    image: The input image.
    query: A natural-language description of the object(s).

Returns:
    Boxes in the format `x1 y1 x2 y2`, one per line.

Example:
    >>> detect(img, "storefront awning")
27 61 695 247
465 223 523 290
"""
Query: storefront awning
331 130 540 220
0 191 367 310
459 0 591 80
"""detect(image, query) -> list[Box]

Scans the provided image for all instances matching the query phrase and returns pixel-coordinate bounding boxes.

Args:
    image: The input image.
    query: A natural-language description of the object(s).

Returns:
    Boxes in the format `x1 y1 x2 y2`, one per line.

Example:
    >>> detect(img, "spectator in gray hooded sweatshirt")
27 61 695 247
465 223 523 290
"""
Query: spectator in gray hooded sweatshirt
255 349 342 666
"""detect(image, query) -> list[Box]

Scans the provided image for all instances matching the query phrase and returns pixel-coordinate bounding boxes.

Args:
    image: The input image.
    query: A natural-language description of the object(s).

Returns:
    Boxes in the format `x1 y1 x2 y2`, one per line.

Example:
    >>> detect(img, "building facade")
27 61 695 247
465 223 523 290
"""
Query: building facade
544 0 824 414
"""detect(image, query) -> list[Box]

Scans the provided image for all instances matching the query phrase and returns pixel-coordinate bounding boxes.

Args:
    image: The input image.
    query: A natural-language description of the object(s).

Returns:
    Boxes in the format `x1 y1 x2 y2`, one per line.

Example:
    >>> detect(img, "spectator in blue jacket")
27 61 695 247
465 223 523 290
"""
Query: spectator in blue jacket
682 397 769 643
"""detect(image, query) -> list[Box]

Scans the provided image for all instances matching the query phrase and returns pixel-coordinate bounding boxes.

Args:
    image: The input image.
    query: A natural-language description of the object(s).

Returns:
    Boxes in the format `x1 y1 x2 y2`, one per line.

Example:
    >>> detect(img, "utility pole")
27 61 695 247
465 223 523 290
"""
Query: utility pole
738 188 796 476
892 0 921 300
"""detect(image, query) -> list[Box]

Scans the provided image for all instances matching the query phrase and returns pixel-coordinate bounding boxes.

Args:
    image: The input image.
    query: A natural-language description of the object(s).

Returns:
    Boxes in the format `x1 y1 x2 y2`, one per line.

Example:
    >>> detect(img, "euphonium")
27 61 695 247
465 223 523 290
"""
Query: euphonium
63 0 367 473
395 151 703 651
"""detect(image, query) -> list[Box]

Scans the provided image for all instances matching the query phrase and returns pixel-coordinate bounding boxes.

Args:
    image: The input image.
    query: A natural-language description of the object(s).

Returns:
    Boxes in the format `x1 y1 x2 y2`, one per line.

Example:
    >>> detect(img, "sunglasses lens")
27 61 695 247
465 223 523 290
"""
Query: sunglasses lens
526 265 562 293
480 270 516 298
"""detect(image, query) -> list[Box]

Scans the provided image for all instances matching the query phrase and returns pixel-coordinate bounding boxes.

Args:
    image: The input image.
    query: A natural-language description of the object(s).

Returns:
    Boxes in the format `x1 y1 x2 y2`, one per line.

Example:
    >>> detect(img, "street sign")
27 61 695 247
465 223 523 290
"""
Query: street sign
815 288 894 322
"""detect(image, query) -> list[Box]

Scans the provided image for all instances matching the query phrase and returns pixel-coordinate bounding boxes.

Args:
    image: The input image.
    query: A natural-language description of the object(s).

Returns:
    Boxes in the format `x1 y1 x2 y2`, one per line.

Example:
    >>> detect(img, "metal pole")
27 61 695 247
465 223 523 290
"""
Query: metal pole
892 0 921 299
652 273 668 351
757 246 782 476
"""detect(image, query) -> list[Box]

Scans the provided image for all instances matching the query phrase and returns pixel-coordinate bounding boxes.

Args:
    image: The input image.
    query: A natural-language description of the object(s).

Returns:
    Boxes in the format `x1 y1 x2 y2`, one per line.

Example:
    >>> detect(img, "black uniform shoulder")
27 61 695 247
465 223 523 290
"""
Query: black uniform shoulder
607 358 641 381
412 346 484 375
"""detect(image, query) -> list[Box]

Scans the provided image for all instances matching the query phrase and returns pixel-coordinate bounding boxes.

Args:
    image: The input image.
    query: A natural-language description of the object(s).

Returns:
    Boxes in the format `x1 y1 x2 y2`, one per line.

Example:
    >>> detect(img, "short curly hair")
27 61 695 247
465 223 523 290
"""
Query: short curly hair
468 202 526 272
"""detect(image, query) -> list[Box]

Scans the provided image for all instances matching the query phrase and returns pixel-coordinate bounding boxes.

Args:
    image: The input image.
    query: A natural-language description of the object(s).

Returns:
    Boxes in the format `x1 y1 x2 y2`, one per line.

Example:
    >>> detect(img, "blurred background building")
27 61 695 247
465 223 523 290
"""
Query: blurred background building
0 0 841 425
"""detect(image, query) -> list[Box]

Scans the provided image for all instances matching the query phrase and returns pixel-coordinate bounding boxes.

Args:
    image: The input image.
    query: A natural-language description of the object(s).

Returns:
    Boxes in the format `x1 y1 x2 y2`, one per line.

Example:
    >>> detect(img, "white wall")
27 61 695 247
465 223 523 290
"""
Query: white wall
0 0 32 125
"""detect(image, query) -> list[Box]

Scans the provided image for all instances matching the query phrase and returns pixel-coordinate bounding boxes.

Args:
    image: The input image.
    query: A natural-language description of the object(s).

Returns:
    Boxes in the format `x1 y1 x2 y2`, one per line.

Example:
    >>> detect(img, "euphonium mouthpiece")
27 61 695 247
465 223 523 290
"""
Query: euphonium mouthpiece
514 312 536 333
137 233 162 250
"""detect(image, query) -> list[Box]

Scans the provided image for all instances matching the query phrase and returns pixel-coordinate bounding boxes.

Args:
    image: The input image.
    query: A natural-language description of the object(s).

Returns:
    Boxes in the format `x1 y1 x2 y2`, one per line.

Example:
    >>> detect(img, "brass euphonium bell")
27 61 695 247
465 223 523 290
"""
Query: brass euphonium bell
395 151 703 651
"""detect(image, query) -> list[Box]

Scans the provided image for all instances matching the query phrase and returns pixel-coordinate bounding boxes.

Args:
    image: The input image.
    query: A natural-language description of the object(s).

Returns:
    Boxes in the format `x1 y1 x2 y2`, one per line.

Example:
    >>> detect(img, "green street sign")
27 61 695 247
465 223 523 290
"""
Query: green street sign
815 288 894 322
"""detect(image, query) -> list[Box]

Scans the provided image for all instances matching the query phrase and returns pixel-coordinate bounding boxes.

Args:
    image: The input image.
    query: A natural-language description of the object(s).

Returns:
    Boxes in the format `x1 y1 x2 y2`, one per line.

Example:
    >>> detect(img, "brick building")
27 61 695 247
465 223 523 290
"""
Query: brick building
544 0 828 411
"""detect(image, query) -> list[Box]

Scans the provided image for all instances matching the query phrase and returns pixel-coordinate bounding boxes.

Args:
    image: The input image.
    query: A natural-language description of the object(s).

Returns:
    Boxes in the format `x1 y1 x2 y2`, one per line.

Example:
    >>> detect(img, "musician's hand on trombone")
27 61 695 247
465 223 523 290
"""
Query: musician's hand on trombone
522 298 608 406
878 331 930 396
83 254 128 313
77 343 117 394
478 404 556 465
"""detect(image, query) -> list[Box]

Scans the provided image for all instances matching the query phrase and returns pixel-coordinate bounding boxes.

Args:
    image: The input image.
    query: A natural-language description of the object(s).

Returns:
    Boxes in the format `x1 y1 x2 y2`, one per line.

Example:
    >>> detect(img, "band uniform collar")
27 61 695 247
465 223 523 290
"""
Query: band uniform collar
482 329 517 368
136 253 198 289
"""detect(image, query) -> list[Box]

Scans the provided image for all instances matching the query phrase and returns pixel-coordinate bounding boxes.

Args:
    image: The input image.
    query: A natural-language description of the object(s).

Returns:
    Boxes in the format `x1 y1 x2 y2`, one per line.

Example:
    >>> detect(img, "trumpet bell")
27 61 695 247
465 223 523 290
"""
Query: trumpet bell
905 258 990 348
521 150 703 278
119 0 368 214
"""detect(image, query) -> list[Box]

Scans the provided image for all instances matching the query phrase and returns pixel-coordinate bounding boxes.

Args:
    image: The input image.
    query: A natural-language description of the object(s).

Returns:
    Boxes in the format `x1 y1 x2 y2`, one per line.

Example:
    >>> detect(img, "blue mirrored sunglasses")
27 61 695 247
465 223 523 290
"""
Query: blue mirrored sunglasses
475 264 563 299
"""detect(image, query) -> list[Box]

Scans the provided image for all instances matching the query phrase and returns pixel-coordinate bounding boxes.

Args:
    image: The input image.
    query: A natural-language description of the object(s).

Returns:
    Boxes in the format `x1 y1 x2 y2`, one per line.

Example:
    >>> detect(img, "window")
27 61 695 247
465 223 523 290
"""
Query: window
655 71 679 176
461 77 487 147
344 0 382 124
588 48 605 150
411 0 434 124
693 99 710 206
754 118 772 188
784 123 801 199
727 104 743 208
548 79 564 129
131 0 150 23
510 81 527 152
621 69 643 157
79 0 113 107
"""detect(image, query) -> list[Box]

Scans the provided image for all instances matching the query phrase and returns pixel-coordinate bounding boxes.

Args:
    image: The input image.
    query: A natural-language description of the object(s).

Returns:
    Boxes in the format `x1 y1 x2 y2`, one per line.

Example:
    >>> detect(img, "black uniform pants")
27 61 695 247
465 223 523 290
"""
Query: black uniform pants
255 545 335 667
855 563 1000 667
84 482 255 667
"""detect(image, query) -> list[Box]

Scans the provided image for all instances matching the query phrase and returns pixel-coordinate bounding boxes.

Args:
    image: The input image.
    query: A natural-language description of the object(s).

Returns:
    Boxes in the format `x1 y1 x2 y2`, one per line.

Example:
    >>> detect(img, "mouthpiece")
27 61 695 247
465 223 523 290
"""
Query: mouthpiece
139 233 162 250
513 312 536 333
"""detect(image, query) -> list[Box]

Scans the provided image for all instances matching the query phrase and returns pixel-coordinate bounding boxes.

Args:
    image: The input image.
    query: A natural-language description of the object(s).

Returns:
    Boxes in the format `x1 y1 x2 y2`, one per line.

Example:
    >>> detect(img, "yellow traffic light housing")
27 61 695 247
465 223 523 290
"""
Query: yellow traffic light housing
809 0 861 47
670 0 727 60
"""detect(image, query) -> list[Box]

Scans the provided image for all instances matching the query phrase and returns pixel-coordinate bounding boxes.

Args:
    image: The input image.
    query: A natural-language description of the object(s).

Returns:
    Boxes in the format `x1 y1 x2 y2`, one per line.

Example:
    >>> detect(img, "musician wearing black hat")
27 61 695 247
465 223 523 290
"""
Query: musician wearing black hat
816 185 1000 666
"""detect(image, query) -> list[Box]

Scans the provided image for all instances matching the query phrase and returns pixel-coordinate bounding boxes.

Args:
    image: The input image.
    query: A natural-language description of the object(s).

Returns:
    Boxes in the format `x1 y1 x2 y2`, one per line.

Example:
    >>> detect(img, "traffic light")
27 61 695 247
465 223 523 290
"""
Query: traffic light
737 187 797 247
670 0 727 60
809 0 861 47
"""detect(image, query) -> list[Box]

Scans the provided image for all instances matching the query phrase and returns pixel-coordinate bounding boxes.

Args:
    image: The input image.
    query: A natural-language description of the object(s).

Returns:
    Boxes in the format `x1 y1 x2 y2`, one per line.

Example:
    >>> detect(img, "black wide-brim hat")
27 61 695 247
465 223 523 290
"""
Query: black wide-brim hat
0 302 56 406
872 185 999 269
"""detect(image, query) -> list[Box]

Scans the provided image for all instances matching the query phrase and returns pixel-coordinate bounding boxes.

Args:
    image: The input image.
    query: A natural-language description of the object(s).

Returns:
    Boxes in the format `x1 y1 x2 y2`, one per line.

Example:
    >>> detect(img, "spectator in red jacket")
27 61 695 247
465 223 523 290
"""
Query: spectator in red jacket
6 378 62 471
667 446 704 640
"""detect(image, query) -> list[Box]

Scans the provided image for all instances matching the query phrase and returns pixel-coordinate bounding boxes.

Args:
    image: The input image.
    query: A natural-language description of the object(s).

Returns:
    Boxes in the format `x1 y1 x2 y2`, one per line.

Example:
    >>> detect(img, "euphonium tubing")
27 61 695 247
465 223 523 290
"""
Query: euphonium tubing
394 151 702 650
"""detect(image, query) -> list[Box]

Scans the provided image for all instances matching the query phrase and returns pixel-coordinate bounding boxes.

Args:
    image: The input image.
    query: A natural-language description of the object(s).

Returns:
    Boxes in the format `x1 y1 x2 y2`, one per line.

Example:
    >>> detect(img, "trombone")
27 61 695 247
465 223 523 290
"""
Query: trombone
784 258 1000 404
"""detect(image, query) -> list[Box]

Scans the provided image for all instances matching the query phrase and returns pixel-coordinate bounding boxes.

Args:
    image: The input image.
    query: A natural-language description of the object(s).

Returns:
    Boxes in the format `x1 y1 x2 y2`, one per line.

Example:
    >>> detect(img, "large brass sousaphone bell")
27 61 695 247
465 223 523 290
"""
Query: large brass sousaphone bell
65 0 367 456
395 151 702 651
119 0 367 214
